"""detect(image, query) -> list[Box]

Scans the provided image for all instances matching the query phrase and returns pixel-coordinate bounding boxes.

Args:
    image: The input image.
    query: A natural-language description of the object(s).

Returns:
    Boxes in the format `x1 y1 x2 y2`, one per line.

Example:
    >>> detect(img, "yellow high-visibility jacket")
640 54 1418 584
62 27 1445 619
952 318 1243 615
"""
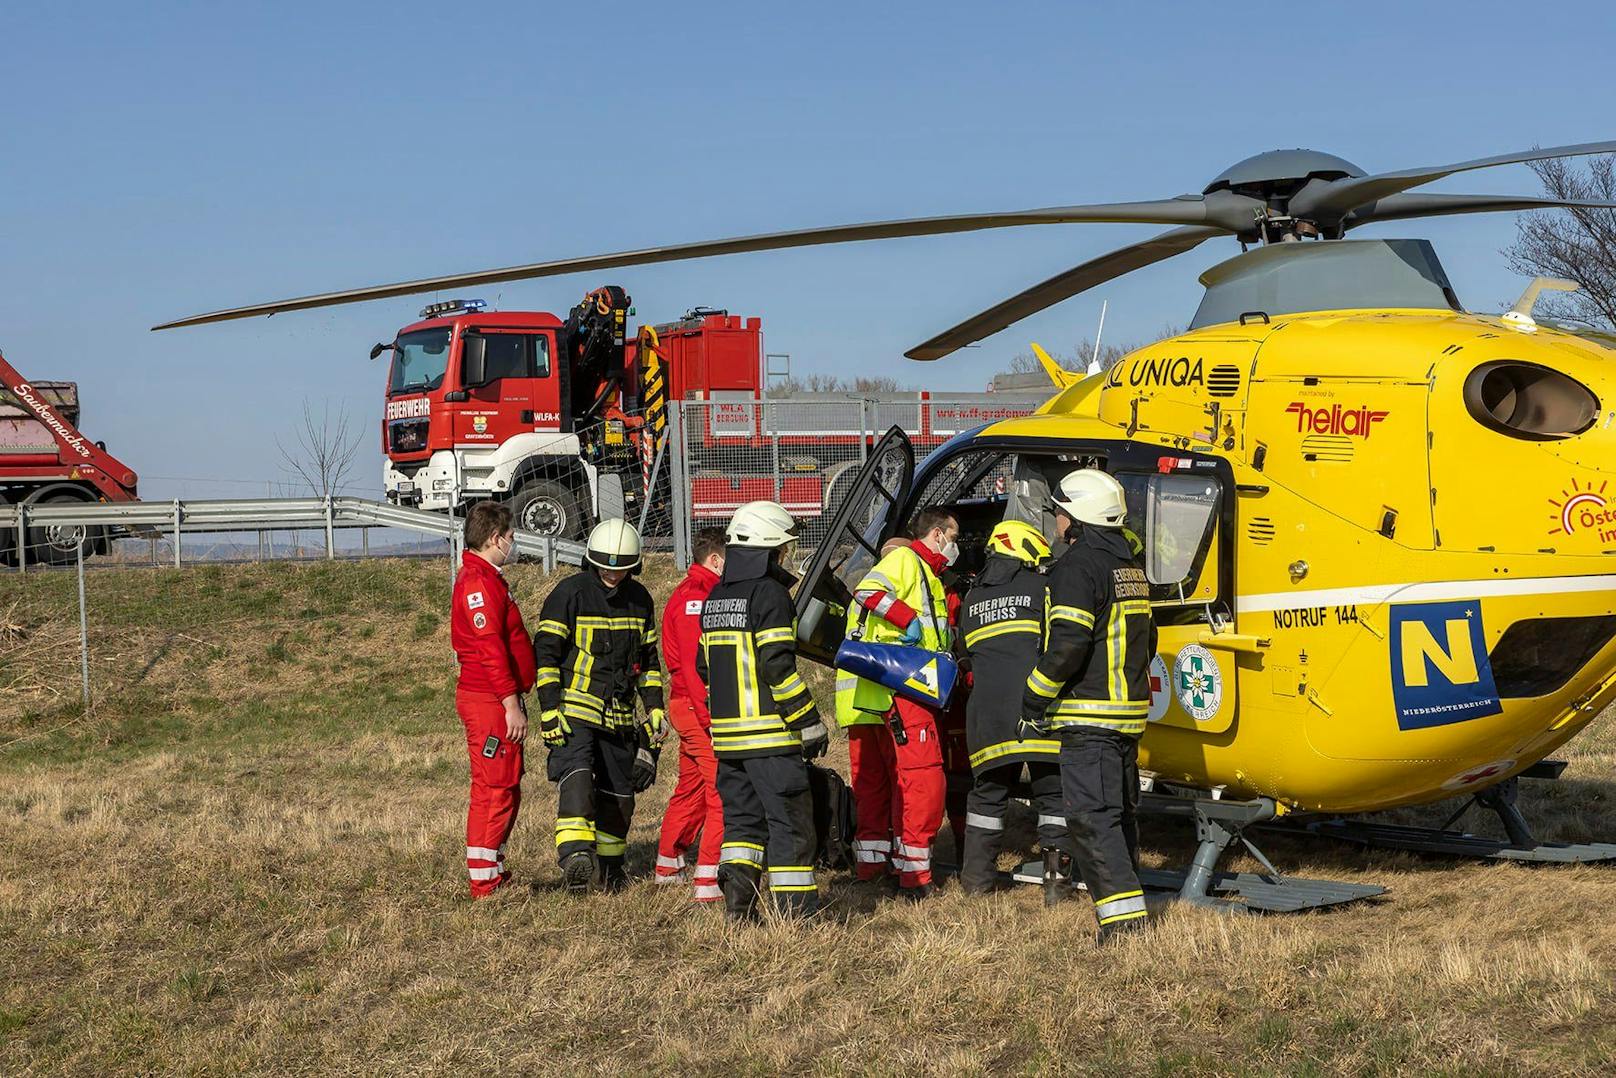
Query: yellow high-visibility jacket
834 543 951 726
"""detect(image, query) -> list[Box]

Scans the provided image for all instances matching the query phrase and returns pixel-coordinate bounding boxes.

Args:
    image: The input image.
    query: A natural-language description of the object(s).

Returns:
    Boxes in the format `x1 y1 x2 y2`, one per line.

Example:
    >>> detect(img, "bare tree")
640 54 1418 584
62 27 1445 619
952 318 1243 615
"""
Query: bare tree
276 399 364 498
1504 154 1616 327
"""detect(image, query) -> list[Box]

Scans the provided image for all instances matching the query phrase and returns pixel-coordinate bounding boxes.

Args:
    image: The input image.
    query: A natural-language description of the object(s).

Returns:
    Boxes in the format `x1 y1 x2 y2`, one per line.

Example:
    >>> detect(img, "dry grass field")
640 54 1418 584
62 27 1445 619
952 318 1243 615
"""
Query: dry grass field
4 557 1616 1075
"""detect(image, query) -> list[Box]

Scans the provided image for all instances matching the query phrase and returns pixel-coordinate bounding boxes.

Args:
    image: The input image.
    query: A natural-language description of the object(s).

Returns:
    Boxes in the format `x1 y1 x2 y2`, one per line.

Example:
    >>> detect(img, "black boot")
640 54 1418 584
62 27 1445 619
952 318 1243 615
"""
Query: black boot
560 850 597 896
958 827 1001 896
719 864 761 923
600 855 628 893
1096 914 1149 946
775 885 820 919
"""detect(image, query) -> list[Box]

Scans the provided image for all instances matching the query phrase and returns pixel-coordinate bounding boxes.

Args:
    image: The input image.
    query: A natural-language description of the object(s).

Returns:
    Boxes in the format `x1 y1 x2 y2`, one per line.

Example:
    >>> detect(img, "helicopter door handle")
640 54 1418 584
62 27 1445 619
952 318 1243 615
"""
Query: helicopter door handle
1196 630 1270 653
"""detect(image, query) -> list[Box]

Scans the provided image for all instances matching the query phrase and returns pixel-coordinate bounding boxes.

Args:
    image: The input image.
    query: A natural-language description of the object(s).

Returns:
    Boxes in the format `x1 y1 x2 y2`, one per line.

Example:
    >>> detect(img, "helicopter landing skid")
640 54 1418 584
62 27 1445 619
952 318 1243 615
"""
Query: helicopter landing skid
1007 792 1386 913
1269 765 1616 865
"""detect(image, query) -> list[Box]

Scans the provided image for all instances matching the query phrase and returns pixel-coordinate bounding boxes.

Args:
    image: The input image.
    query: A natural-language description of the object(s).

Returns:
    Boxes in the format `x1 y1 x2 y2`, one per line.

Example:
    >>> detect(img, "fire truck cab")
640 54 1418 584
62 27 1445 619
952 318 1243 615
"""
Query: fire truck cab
377 291 766 538
376 288 1047 539
379 300 590 533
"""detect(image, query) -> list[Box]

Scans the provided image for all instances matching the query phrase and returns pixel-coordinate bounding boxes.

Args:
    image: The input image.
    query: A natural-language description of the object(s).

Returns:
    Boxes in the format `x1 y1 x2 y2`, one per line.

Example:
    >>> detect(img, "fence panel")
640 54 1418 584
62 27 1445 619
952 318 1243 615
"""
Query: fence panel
665 395 1044 567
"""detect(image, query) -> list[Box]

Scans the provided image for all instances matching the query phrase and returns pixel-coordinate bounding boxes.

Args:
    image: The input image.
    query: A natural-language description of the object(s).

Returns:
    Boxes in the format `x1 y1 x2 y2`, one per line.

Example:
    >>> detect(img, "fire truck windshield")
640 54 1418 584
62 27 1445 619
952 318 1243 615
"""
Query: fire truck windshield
390 329 452 394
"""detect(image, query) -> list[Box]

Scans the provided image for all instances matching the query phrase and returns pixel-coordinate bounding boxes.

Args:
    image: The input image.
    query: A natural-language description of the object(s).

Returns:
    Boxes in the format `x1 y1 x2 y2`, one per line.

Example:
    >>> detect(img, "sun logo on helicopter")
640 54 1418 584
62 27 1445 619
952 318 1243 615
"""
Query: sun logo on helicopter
1547 477 1613 540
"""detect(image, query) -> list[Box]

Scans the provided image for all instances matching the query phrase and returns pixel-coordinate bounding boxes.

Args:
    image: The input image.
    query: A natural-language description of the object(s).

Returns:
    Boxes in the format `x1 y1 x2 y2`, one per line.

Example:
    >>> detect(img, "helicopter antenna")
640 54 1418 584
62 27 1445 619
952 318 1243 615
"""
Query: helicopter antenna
1087 299 1108 376
1502 277 1579 331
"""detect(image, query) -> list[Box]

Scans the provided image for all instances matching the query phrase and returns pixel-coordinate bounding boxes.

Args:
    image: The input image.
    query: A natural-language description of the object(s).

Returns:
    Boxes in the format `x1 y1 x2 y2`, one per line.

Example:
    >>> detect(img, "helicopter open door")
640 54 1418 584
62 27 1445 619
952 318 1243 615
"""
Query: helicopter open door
1114 465 1238 735
793 426 916 665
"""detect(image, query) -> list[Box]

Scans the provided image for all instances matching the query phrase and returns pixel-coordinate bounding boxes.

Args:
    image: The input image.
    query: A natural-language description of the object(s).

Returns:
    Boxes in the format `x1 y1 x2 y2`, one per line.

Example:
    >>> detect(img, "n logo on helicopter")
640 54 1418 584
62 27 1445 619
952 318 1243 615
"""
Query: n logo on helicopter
1389 601 1502 730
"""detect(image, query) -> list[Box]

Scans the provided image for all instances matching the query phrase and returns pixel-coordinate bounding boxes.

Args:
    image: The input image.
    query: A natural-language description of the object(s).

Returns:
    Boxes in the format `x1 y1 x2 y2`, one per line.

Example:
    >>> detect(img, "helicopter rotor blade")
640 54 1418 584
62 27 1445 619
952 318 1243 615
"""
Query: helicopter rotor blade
904 225 1225 361
151 195 1264 331
1289 139 1616 223
1345 191 1616 228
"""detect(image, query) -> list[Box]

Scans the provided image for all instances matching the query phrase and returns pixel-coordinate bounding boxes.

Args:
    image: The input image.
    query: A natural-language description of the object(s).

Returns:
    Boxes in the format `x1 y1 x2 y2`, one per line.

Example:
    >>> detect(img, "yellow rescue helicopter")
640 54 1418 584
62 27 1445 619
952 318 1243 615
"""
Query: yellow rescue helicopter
158 140 1616 910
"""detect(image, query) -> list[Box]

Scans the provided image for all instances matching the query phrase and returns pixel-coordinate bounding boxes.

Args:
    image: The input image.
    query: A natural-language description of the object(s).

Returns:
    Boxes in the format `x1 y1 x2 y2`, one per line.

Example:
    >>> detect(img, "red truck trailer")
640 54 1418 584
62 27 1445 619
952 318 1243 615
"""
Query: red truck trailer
0 350 140 564
373 287 1048 537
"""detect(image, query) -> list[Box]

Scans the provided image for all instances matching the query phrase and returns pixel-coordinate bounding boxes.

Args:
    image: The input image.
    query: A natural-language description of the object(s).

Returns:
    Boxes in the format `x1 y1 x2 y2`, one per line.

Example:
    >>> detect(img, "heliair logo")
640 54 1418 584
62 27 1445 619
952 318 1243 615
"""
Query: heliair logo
1285 402 1388 439
1548 477 1615 543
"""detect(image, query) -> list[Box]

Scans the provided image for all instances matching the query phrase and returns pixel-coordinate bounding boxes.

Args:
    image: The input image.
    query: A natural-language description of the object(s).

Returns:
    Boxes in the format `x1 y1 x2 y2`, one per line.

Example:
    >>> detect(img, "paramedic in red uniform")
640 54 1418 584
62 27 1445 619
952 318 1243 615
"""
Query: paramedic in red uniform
654 527 728 901
451 501 536 897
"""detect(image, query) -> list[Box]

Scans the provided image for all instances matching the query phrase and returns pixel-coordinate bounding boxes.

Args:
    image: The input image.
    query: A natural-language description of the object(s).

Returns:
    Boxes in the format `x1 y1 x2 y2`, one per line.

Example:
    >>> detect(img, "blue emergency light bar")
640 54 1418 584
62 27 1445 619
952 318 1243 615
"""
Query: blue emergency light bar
419 298 487 319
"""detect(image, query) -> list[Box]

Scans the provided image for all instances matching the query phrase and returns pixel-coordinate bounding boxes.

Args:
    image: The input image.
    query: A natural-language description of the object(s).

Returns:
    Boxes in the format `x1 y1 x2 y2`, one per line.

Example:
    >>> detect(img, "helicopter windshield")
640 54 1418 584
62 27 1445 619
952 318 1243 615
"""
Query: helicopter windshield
1190 239 1462 330
389 328 452 394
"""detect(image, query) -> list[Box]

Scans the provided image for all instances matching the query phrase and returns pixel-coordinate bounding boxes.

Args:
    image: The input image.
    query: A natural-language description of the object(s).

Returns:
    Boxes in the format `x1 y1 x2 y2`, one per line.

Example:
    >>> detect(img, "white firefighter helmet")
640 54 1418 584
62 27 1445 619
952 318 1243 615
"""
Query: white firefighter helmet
726 500 798 548
586 517 642 570
1051 469 1128 528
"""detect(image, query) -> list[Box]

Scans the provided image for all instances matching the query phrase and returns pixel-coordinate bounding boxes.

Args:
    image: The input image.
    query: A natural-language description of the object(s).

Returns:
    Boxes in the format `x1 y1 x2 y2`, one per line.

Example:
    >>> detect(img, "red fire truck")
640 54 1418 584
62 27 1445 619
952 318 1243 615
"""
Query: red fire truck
375 287 1047 537
1 350 140 563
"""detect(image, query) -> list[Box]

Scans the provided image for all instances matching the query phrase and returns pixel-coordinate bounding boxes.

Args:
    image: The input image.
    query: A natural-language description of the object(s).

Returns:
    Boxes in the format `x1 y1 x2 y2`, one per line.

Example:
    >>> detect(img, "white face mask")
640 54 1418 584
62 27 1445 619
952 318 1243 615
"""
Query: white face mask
942 539 960 566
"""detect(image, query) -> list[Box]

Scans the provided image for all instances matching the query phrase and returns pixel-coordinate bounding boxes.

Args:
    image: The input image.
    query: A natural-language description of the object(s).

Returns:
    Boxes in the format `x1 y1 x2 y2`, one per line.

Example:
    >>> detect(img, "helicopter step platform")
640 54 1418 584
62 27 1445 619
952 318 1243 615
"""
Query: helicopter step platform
1271 819 1616 864
1007 861 1386 913
1005 791 1386 913
1262 763 1616 865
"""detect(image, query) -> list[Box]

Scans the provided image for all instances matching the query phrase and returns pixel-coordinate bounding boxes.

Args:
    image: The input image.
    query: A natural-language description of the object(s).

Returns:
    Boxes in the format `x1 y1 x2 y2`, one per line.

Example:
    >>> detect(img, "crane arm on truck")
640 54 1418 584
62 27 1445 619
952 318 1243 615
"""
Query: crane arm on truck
562 285 634 430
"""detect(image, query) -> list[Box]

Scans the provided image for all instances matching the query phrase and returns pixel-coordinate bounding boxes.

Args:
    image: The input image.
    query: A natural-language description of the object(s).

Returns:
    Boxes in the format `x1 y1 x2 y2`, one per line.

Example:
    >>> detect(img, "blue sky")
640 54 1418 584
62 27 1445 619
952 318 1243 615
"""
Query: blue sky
6 0 1614 499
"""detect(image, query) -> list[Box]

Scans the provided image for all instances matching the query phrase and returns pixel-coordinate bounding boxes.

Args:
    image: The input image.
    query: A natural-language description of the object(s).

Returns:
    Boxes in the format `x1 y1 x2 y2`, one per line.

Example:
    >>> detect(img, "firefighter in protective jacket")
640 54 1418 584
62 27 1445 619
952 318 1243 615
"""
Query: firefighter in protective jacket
697 500 828 921
1022 469 1157 942
533 518 667 893
957 519 1075 902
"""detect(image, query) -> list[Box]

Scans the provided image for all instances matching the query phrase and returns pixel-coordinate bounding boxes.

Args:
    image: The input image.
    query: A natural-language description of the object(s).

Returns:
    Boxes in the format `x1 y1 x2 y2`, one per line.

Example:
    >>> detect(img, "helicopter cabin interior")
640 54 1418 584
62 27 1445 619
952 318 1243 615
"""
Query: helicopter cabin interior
812 436 1231 636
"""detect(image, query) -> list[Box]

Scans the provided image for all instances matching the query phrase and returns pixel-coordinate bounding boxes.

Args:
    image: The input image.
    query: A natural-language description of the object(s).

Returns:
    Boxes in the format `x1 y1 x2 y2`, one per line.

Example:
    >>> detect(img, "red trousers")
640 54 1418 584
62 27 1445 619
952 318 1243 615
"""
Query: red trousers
458 688 523 897
655 697 724 901
848 697 946 888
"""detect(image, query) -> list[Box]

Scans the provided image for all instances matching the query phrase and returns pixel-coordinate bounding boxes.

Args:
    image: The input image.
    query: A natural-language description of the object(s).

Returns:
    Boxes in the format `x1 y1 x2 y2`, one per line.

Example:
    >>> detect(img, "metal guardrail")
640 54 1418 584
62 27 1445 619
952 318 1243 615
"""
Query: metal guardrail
1 496 587 572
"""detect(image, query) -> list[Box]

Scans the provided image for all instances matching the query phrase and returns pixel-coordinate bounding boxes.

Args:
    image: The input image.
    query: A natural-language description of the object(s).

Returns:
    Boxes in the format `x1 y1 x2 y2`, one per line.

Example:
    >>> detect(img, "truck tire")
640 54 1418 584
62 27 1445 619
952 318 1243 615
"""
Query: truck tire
509 479 588 540
25 491 95 566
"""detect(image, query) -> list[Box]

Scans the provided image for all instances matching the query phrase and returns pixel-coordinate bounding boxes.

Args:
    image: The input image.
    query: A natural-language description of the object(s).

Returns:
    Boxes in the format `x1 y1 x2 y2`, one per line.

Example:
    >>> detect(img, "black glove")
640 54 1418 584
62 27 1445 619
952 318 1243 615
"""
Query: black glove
796 720 830 761
631 745 659 793
1019 709 1052 741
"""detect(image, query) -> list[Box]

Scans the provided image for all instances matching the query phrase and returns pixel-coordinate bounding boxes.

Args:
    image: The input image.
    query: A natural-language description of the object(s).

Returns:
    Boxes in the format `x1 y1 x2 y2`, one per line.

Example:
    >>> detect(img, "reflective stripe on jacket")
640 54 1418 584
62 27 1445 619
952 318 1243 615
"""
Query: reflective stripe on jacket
1023 528 1157 737
697 549 820 759
837 544 951 724
960 556 1059 771
533 570 663 730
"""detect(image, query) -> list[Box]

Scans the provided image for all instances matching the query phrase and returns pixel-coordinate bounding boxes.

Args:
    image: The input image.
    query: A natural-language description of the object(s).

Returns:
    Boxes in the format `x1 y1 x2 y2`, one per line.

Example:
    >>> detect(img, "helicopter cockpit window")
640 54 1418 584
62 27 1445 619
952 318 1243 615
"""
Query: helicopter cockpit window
904 448 1018 577
1116 473 1222 603
1190 239 1461 330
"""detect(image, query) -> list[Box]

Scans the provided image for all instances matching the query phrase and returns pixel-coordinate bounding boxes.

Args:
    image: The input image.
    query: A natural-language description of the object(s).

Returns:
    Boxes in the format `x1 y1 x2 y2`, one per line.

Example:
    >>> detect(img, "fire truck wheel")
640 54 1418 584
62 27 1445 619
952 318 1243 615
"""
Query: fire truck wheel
509 480 587 540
